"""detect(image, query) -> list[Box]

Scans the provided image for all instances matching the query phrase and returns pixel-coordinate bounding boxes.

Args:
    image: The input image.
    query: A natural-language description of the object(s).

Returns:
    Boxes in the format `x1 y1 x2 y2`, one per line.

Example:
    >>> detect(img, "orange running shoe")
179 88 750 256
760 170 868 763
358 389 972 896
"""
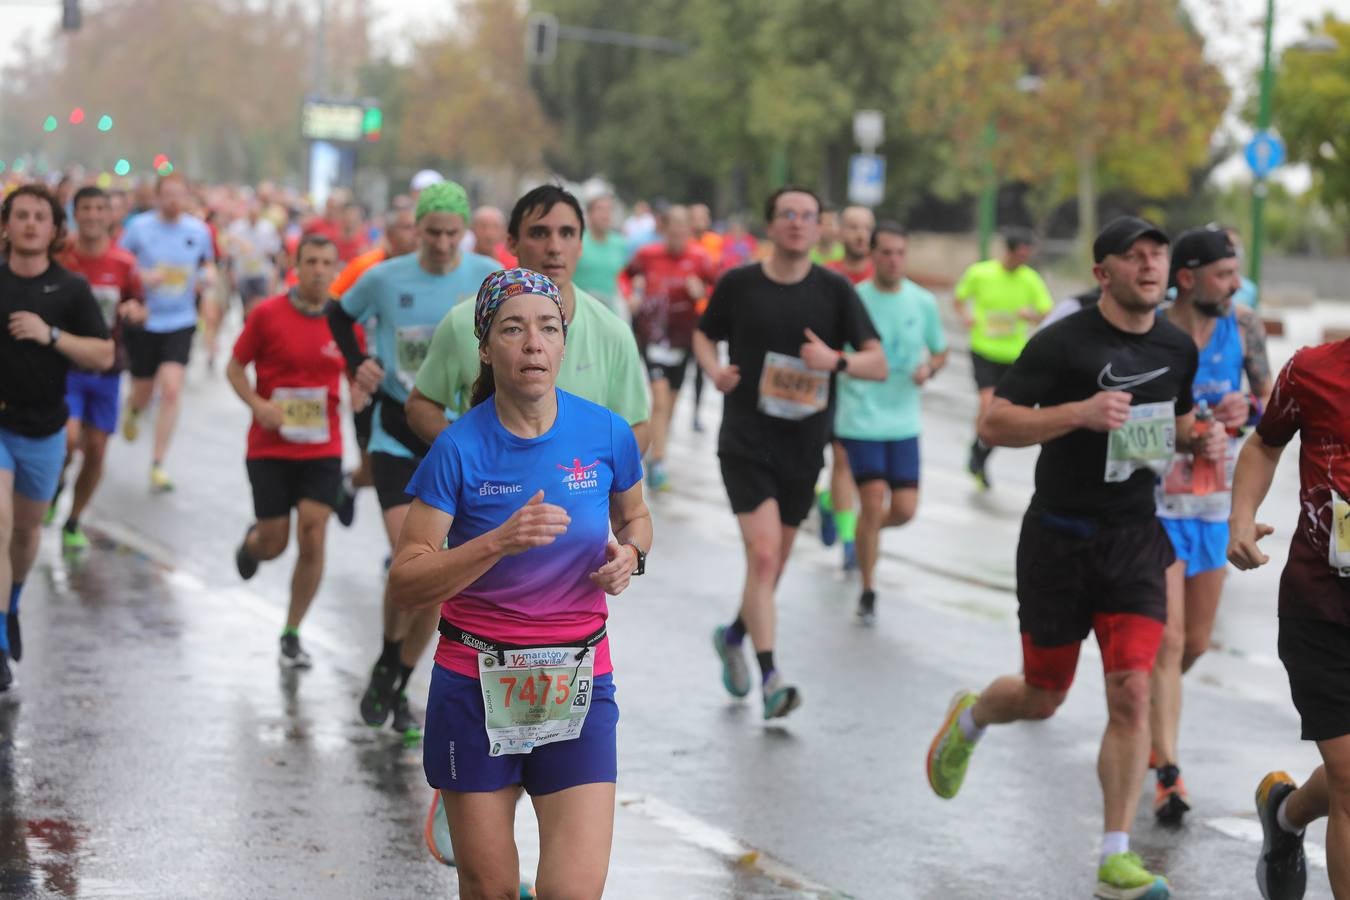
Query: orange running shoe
1154 773 1191 823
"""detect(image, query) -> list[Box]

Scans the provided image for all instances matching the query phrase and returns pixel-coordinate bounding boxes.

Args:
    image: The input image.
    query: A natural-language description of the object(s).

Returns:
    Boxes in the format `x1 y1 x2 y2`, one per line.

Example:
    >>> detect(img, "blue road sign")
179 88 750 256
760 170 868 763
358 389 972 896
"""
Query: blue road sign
848 153 885 207
1244 130 1286 179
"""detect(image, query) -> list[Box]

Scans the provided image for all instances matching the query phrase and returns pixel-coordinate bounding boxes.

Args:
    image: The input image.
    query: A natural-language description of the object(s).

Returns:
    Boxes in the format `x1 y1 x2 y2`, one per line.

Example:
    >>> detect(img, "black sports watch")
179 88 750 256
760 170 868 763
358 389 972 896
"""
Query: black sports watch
624 542 647 576
835 352 848 373
49 326 61 347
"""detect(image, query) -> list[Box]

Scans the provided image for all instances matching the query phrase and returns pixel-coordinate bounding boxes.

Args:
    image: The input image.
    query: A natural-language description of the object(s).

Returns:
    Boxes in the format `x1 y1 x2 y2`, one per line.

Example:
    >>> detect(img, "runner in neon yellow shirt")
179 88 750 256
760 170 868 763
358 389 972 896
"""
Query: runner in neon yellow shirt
952 228 1052 489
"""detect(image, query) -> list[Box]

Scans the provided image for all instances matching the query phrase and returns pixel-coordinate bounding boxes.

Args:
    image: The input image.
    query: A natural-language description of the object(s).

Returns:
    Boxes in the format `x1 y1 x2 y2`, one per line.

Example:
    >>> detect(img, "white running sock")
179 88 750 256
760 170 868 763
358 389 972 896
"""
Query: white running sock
1100 831 1129 863
957 706 985 742
1277 794 1305 835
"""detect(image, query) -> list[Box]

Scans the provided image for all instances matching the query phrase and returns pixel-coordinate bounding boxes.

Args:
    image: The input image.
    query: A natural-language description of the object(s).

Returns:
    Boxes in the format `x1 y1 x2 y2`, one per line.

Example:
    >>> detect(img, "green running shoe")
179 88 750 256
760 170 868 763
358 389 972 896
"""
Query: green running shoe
62 526 90 552
926 690 979 799
1095 852 1170 899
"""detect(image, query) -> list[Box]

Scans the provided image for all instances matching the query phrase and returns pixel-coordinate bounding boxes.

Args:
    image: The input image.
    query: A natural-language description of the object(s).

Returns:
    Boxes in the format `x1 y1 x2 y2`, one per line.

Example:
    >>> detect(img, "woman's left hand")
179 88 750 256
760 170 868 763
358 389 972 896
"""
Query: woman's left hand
589 541 637 596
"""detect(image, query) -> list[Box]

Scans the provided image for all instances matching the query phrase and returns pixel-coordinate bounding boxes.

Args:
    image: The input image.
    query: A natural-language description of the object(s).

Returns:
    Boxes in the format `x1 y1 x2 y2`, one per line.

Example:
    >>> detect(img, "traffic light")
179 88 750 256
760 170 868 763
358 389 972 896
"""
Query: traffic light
62 0 81 32
525 12 558 65
361 105 382 142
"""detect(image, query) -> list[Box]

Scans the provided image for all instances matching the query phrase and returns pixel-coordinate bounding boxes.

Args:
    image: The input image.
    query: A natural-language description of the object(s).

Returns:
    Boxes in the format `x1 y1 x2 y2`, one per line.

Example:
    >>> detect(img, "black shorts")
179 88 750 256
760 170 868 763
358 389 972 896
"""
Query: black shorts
1015 511 1174 647
719 454 819 527
246 456 342 520
353 403 373 452
971 351 1012 392
126 325 195 378
237 275 271 307
1279 617 1350 741
641 345 691 392
371 451 421 512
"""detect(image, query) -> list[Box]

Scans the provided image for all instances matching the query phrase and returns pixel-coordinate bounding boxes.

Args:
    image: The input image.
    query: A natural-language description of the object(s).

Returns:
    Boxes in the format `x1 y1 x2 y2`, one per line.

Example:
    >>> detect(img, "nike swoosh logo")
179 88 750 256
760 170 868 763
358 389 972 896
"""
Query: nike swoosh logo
575 362 595 372
42 284 60 293
1098 363 1170 391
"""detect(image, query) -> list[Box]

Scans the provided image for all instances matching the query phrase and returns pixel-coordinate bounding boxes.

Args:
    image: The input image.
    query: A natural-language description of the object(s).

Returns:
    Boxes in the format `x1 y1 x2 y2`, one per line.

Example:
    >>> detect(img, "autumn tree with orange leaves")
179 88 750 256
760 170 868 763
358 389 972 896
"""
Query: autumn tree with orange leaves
912 0 1229 251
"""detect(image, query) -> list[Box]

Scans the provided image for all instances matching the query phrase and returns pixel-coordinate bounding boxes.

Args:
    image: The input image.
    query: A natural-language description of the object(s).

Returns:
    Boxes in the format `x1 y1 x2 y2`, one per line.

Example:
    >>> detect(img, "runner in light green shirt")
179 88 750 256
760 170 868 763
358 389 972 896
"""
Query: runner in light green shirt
831 223 949 624
952 228 1052 490
574 195 630 315
405 185 651 450
835 278 946 442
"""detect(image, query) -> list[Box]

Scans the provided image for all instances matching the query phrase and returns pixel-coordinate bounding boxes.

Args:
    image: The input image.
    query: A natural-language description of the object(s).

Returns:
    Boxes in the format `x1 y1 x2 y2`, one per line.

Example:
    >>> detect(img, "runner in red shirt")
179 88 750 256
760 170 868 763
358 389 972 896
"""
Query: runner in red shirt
1229 338 1350 900
50 186 146 551
226 233 345 669
623 205 716 491
827 206 876 285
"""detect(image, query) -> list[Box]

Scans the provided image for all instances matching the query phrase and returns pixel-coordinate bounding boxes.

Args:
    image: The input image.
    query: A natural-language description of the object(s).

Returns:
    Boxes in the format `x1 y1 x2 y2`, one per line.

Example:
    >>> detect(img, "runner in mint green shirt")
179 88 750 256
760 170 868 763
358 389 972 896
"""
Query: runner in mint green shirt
835 223 948 623
952 228 1052 490
573 194 630 316
406 185 650 452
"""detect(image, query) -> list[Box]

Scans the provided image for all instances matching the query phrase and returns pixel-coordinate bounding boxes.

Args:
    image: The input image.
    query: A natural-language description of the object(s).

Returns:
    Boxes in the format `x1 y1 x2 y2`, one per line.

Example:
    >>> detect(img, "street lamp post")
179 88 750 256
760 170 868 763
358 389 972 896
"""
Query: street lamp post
1250 0 1276 297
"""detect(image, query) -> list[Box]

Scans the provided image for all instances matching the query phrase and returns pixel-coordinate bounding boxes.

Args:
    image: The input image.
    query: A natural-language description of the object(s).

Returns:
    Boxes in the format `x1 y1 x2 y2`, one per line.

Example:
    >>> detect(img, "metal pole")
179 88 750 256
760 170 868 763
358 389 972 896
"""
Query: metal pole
977 121 997 261
1250 0 1275 303
976 12 1001 261
315 0 328 96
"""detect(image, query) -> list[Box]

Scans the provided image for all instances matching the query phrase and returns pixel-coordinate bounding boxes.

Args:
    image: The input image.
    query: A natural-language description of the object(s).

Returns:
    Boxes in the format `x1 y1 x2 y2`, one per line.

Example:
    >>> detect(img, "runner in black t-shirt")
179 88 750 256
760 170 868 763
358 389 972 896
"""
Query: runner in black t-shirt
0 184 113 690
925 217 1225 899
694 185 884 720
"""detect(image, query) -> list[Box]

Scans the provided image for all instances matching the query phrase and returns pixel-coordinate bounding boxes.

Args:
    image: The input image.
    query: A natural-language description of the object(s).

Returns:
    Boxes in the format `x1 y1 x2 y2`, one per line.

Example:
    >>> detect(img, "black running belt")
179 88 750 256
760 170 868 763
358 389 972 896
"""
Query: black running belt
438 619 607 666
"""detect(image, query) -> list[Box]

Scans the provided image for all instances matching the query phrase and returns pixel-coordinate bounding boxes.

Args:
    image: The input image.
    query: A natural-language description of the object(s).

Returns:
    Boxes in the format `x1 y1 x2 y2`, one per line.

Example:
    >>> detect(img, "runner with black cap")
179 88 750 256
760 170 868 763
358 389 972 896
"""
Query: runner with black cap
926 217 1226 900
1148 226 1273 823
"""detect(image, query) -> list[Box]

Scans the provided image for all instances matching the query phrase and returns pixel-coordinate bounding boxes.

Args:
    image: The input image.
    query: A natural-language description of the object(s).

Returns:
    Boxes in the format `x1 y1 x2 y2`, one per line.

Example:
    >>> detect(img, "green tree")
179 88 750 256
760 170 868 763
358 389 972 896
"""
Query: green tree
529 0 939 217
1271 16 1350 236
912 0 1228 249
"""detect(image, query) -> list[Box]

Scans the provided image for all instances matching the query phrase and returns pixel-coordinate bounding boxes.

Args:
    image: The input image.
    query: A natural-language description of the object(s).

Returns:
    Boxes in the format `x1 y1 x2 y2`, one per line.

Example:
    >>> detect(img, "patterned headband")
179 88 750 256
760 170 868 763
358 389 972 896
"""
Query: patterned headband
474 267 565 342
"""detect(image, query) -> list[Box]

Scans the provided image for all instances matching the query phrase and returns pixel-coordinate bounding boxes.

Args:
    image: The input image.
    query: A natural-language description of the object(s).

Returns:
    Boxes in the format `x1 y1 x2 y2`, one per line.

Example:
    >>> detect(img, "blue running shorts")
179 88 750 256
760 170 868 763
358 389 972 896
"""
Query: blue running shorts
423 665 618 796
1160 517 1229 577
0 426 66 502
65 370 121 434
840 436 920 488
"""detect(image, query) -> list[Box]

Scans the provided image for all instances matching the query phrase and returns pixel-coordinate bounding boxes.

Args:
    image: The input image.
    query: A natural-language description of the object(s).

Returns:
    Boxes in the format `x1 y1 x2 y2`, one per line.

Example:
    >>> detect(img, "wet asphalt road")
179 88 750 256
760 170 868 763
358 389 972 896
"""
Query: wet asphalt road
0 326 1334 899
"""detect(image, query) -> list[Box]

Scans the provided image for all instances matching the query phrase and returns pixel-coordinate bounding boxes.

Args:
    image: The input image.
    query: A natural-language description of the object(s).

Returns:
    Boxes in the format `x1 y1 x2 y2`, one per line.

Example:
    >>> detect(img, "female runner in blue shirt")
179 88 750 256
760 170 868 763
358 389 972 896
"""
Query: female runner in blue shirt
389 267 652 900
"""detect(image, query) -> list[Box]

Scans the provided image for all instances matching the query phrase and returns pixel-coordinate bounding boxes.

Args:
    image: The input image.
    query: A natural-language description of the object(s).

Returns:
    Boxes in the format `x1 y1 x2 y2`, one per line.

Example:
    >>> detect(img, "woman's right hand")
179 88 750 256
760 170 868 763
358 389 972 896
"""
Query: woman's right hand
495 490 570 556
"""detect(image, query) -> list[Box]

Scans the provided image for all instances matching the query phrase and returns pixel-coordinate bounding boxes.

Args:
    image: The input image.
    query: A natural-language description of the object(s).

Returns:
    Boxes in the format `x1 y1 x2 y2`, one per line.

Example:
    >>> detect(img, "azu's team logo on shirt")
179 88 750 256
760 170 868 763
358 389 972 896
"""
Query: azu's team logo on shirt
558 458 601 492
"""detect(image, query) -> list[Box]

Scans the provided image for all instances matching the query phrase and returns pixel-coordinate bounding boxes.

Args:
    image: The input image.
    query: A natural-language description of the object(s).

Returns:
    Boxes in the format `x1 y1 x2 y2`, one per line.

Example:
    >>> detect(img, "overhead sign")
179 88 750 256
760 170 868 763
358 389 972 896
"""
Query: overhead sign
301 99 366 143
853 109 884 152
847 153 886 207
1244 130 1286 179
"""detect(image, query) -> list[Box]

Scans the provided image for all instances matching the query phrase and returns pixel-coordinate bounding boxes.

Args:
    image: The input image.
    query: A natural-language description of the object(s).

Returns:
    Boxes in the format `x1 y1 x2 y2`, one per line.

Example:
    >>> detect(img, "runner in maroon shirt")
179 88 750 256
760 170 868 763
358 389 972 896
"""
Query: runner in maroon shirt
1230 337 1350 900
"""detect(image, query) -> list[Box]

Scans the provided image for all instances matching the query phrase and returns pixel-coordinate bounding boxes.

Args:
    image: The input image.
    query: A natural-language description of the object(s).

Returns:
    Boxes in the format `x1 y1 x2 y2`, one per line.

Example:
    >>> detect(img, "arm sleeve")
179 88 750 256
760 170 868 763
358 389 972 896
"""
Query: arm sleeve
994 330 1058 406
123 263 145 303
326 301 368 372
1030 271 1054 313
606 325 653 425
622 249 644 281
413 311 462 407
841 282 880 349
610 412 644 492
405 432 463 516
1256 356 1302 447
1174 344 1198 417
232 306 261 366
953 264 975 302
923 293 947 353
698 270 735 340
